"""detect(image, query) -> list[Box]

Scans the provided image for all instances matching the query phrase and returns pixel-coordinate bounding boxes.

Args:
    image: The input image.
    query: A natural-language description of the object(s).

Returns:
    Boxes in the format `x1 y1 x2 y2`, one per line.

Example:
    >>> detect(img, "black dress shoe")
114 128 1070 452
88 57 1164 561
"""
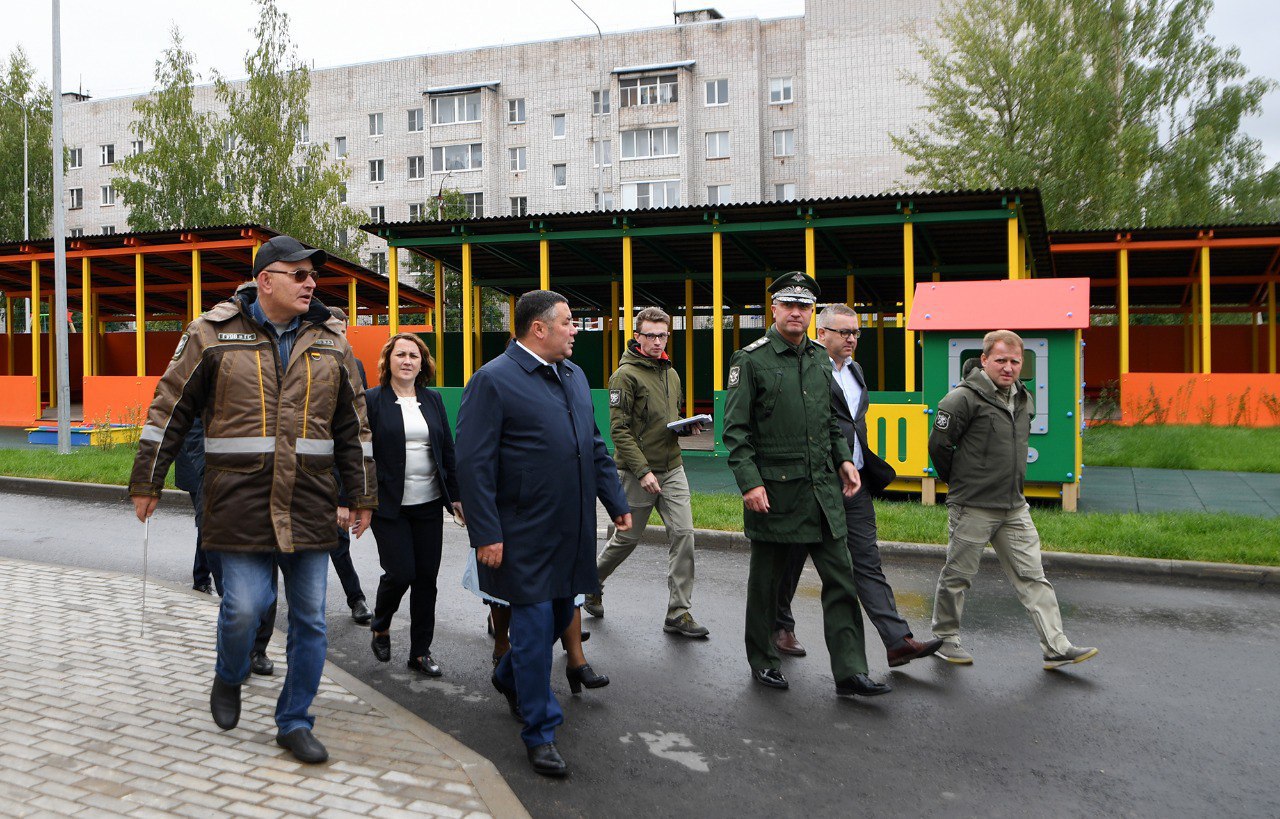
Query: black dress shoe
276 727 329 764
408 655 443 677
835 673 892 697
371 632 391 663
752 668 789 690
566 663 609 694
886 636 945 668
250 651 274 676
491 673 523 722
527 742 569 777
210 676 241 730
193 582 214 595
350 599 373 625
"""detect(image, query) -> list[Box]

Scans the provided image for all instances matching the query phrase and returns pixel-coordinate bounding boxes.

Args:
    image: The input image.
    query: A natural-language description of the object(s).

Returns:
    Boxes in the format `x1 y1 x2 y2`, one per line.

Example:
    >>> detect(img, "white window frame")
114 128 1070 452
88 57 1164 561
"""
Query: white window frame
705 131 730 160
507 98 526 124
509 146 527 172
621 127 680 160
369 205 386 222
594 190 616 210
130 139 145 156
368 158 385 183
431 92 482 126
68 187 83 210
337 184 347 204
408 107 424 133
592 90 611 115
775 182 797 201
409 203 427 221
462 192 484 218
68 147 82 169
551 113 566 139
593 139 613 168
769 77 794 105
707 184 732 205
368 112 384 136
101 225 115 235
431 143 484 173
705 79 728 106
369 251 387 274
510 196 528 217
69 227 84 238
773 129 796 157
619 74 678 107
99 144 115 166
100 185 116 206
334 136 347 158
296 123 308 145
408 155 426 180
621 180 680 210
551 163 567 189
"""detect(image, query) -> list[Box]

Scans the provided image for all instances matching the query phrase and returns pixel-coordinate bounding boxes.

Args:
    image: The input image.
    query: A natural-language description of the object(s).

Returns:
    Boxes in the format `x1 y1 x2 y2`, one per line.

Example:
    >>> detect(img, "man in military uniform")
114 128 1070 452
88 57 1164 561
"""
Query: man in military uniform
722 271 890 697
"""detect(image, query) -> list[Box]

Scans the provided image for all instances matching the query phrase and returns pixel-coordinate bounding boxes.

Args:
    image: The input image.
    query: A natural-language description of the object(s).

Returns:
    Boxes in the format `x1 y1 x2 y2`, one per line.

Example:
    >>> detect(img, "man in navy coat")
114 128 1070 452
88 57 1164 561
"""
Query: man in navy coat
456 289 631 778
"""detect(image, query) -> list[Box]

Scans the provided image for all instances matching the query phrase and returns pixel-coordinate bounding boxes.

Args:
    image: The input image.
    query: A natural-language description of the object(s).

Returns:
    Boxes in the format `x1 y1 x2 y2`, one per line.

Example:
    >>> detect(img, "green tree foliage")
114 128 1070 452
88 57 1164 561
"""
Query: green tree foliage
0 48 54 242
404 189 505 330
893 0 1280 229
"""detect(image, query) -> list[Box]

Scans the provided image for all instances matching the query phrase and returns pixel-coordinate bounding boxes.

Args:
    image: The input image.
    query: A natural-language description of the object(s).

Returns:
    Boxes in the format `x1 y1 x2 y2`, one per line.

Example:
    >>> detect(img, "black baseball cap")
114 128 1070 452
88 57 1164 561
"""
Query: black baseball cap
251 235 328 277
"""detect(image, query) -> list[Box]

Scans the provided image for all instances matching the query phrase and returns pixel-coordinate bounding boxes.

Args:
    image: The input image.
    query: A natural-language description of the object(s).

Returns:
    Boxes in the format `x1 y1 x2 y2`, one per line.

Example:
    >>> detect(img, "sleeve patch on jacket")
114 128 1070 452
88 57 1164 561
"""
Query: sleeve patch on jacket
172 333 189 360
727 366 741 388
934 410 951 430
609 389 622 406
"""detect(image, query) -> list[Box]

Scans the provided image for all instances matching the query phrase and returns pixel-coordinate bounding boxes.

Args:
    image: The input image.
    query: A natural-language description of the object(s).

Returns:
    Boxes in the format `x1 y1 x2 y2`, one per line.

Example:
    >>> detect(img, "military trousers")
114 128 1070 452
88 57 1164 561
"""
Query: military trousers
597 466 696 619
745 532 868 680
931 503 1072 656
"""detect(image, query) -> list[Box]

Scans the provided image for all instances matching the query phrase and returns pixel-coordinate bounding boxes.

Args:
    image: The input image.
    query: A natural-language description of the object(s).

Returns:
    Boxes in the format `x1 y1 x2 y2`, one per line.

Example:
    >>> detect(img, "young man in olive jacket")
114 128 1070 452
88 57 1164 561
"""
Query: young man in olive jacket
928 330 1097 670
586 307 708 638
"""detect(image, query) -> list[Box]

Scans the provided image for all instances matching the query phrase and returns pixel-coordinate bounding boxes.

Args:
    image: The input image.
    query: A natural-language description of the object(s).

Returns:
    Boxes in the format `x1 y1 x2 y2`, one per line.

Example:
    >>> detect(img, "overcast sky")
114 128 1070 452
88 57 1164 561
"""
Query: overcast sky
4 0 1278 163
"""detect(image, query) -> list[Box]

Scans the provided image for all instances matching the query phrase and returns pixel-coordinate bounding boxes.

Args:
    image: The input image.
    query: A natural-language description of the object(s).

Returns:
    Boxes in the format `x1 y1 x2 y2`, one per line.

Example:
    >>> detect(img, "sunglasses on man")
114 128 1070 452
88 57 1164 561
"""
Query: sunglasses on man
264 268 318 283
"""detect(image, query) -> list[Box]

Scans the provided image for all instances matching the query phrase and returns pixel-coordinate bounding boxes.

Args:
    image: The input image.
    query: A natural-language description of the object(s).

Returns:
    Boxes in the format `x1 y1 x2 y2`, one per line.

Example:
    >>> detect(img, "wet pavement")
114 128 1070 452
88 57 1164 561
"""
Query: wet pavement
1 488 1277 817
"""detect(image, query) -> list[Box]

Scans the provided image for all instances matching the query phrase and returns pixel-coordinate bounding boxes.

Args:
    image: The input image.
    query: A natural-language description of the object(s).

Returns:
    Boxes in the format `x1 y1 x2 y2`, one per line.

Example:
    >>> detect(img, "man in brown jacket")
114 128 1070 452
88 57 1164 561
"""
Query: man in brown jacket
129 235 376 763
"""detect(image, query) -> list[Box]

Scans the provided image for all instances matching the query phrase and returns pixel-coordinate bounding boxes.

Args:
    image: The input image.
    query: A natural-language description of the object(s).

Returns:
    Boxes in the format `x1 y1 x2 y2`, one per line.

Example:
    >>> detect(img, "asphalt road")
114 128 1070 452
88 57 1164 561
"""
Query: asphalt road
3 489 1278 818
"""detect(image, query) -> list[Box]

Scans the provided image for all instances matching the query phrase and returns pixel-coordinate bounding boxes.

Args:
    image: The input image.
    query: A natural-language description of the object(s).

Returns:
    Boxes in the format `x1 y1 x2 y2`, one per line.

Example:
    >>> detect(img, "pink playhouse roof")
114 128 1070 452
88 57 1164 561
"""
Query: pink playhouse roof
906 278 1090 331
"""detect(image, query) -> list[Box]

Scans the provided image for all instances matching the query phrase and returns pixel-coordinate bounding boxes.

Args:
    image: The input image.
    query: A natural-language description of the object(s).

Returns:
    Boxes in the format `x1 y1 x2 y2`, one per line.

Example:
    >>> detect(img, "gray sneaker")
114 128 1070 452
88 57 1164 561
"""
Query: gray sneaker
935 639 973 664
582 594 604 618
1043 646 1098 670
663 612 710 638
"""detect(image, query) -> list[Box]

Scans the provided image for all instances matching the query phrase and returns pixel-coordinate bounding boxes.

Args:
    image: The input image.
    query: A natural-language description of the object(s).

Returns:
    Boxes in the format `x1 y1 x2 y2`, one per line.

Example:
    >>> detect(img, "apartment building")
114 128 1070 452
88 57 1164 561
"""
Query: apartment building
60 0 942 270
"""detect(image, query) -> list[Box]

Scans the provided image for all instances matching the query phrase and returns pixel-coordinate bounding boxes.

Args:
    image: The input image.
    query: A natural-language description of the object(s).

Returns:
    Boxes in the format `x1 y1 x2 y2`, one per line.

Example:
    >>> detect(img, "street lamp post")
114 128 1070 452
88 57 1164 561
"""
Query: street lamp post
568 0 608 211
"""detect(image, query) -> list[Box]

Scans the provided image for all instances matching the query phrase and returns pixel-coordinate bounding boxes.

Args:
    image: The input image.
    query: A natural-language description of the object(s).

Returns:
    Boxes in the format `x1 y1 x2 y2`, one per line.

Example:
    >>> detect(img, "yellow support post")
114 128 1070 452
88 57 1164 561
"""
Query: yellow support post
31 260 40 415
81 258 92 377
684 278 694 417
135 253 146 376
434 258 445 386
1007 212 1019 280
903 220 917 392
805 227 816 338
508 295 517 339
1268 281 1276 374
1200 245 1211 374
539 240 550 290
191 249 202 321
712 230 724 390
252 240 261 264
347 277 357 327
622 234 634 340
1118 248 1130 375
461 243 473 382
610 281 620 370
388 248 400 335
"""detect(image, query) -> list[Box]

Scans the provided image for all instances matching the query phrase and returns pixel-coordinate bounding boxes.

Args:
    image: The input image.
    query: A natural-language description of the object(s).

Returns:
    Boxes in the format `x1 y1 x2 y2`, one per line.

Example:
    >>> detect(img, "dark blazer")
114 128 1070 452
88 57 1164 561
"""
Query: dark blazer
830 359 897 495
455 341 629 605
365 383 460 519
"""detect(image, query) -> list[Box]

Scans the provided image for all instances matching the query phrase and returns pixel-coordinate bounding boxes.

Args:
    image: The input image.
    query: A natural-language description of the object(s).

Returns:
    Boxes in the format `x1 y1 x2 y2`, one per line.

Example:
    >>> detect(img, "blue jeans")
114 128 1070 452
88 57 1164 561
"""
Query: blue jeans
215 551 329 734
494 598 575 747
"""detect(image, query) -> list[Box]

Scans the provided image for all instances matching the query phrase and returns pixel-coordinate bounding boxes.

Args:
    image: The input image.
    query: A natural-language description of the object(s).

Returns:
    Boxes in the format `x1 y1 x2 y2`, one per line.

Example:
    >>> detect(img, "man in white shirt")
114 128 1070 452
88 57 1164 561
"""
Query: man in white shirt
772 304 943 669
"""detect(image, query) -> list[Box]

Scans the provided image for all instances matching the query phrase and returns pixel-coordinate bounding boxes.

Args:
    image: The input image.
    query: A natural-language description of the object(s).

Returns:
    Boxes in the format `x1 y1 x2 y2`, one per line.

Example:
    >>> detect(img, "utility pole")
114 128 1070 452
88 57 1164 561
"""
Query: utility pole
51 0 72 453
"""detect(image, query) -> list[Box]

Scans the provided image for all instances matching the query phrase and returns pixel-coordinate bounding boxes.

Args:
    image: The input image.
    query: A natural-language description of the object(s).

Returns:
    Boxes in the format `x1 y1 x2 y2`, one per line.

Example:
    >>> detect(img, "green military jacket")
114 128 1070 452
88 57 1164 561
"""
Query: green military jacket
723 325 853 543
608 340 683 478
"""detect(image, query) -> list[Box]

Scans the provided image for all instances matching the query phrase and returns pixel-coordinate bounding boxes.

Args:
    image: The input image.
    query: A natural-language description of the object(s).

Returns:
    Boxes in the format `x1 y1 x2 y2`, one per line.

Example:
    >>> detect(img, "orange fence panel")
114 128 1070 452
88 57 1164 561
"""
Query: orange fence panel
1120 373 1280 426
0 376 38 425
83 376 162 427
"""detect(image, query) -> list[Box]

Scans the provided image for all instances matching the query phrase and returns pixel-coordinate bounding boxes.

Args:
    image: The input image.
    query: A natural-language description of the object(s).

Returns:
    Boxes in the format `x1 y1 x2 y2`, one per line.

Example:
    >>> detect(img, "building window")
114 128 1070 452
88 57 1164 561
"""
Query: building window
769 77 793 104
621 180 680 209
296 123 308 145
368 159 385 183
100 144 115 166
509 146 527 172
337 184 347 204
222 134 237 153
368 112 384 136
409 203 427 221
69 147 83 169
101 225 116 235
507 98 526 124
551 113 566 139
510 196 528 217
408 107 424 132
594 190 615 210
431 92 482 125
408 155 426 180
773 129 796 157
705 131 730 159
334 136 346 158
431 143 483 172
369 251 387 274
463 192 484 217
705 79 728 106
68 188 83 210
100 185 116 206
592 90 611 115
338 229 349 247
775 182 797 201
593 139 612 167
619 74 678 107
69 227 84 238
621 127 679 159
130 139 145 156
369 205 386 222
552 163 567 188
707 184 732 205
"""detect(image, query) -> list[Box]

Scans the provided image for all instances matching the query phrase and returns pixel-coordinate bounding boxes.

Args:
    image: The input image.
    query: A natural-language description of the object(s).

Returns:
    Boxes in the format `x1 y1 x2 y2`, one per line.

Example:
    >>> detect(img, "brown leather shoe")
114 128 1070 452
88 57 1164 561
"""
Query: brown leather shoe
886 636 945 668
773 628 807 657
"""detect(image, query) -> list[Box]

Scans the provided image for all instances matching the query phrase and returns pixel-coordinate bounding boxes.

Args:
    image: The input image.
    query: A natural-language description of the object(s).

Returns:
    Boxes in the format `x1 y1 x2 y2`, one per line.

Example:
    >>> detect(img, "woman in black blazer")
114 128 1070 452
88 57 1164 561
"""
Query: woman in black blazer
366 333 462 677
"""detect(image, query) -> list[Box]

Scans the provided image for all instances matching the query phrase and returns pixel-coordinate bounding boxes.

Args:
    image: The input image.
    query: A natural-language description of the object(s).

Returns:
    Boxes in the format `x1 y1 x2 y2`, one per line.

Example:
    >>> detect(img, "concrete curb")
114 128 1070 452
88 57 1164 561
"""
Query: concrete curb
626 525 1280 589
0 475 188 504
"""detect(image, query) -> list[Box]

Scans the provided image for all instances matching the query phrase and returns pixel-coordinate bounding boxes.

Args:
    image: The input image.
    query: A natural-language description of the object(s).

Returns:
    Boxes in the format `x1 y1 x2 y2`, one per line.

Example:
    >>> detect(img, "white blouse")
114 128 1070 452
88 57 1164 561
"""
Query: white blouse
397 395 441 506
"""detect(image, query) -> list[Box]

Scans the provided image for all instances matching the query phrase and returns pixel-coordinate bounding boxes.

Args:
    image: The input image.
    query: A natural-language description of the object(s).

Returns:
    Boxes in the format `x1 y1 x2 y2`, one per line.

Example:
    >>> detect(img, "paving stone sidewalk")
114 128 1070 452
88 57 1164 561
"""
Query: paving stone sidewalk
0 557 527 818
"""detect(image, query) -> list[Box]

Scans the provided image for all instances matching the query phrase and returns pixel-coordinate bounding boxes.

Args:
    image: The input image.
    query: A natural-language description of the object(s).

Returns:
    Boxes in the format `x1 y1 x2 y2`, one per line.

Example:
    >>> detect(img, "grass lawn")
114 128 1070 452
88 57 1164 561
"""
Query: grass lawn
681 495 1280 567
1083 424 1280 473
0 446 174 489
